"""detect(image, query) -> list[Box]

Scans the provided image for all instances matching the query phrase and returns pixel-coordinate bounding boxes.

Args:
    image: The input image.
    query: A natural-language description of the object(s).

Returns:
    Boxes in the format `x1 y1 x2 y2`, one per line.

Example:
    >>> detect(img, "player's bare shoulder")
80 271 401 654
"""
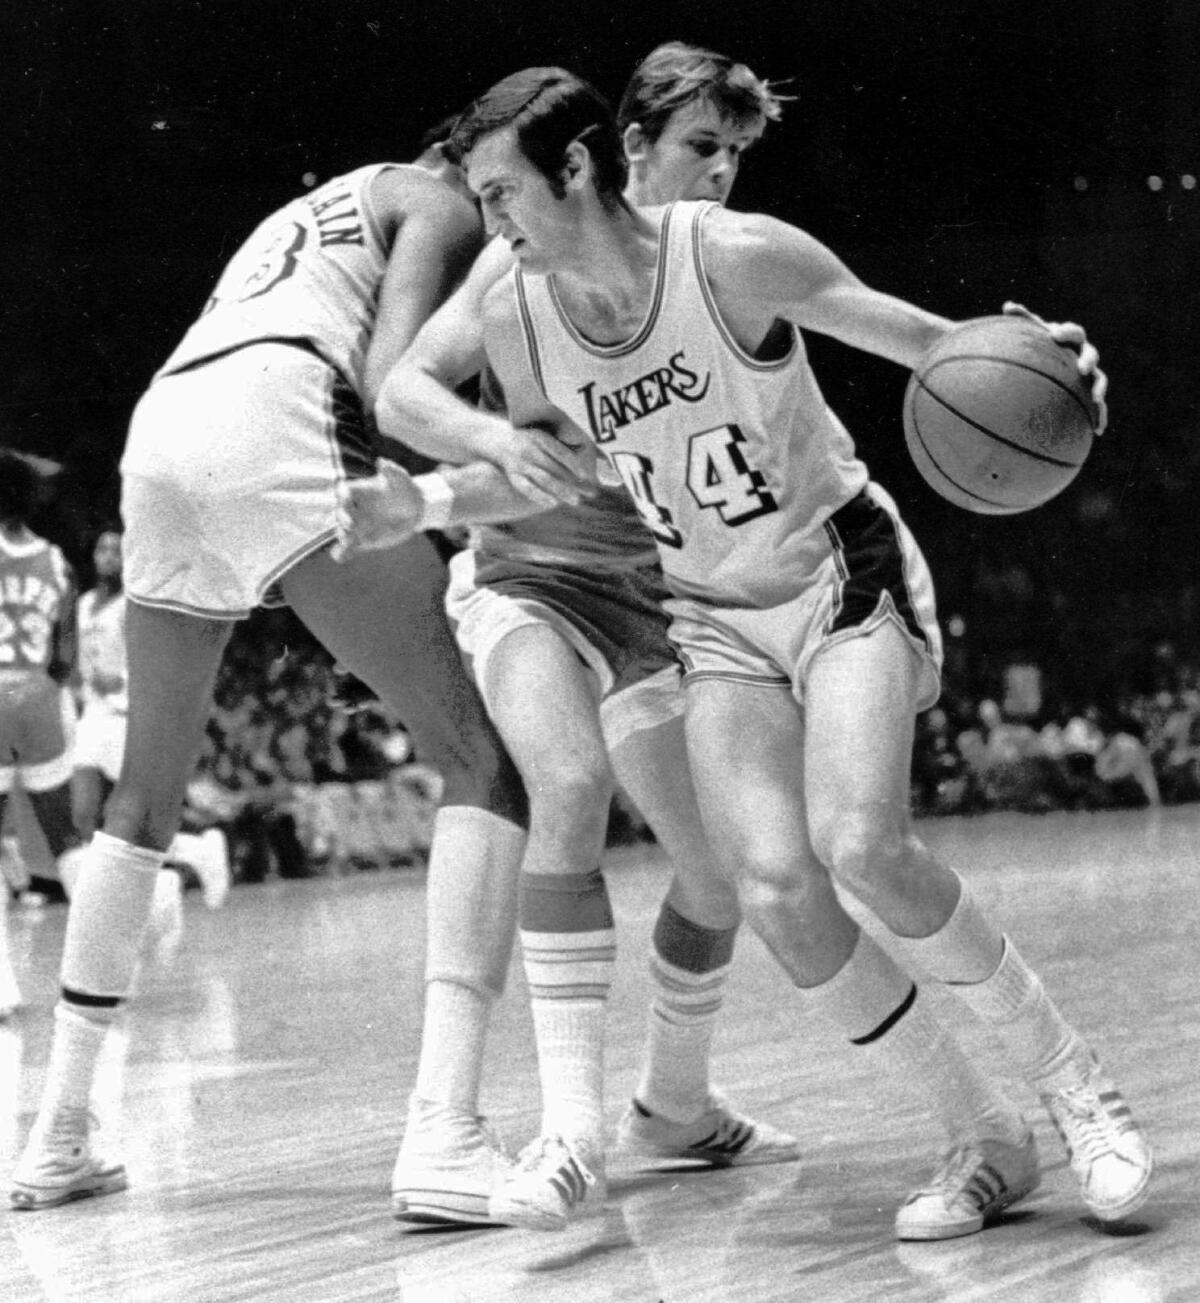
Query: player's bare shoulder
698 204 843 320
368 164 482 248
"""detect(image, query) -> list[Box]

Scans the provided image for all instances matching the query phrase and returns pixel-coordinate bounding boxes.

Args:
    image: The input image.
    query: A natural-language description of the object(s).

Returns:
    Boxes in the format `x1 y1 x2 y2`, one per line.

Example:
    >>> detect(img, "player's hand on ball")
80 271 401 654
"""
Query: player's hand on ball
332 460 425 561
1003 301 1108 434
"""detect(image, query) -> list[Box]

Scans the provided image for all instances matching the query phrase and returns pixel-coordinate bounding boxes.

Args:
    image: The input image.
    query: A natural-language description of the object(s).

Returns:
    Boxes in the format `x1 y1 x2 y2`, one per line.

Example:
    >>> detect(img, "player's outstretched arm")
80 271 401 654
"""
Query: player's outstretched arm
375 240 593 504
706 209 953 368
331 458 566 560
706 209 1109 432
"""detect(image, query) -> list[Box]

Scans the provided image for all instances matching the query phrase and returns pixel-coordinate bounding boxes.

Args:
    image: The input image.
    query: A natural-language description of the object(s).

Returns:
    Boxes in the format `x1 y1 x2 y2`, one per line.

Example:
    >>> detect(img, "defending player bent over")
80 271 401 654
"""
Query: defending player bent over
371 67 1152 1239
8 141 551 1212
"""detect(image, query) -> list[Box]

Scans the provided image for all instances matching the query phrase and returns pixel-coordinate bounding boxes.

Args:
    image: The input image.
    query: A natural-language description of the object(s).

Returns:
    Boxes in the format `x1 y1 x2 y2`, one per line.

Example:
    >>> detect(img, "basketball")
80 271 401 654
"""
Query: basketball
903 315 1097 514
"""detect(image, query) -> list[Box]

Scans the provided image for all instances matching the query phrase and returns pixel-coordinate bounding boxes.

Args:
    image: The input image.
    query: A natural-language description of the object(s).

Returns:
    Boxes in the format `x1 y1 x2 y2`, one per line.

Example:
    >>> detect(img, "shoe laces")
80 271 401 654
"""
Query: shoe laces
518 1134 596 1187
1051 1084 1128 1163
924 1143 986 1199
40 1108 97 1154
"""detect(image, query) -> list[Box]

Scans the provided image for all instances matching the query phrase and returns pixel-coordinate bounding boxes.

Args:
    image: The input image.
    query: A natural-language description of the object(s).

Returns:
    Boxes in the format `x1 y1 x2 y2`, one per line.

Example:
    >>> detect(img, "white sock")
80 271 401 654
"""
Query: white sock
888 877 1004 983
36 1005 113 1118
61 831 165 1000
56 845 88 898
412 981 493 1115
0 901 22 1010
412 806 523 1120
521 869 615 1150
949 938 1088 1089
802 931 1025 1146
636 903 737 1123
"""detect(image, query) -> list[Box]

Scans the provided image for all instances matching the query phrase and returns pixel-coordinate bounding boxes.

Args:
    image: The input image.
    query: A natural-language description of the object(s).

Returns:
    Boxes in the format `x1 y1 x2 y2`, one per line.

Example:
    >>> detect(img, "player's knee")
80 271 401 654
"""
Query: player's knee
810 808 911 897
733 851 805 919
525 756 612 840
437 747 529 830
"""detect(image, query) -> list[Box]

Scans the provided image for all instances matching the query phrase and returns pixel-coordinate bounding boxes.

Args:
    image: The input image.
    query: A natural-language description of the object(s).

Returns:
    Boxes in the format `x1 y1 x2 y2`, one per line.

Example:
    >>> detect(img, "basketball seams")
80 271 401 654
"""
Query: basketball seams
923 351 1095 427
903 316 1094 514
903 383 1023 513
912 374 1088 470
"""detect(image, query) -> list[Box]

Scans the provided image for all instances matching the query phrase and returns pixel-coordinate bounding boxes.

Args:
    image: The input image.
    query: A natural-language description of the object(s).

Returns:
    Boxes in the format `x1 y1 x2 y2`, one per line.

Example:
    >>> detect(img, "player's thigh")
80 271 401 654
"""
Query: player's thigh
802 619 921 848
482 621 612 798
281 539 523 812
684 677 813 872
610 714 739 926
107 602 232 848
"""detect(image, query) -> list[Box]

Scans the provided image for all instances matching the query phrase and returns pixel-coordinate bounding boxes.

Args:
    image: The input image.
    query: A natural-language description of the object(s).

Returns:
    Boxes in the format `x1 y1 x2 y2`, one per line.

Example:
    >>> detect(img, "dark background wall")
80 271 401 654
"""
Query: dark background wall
3 0 1197 696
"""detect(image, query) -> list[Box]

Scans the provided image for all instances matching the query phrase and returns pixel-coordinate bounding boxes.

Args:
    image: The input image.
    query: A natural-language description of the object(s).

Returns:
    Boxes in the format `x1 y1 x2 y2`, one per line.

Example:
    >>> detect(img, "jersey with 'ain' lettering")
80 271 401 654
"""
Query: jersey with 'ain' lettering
156 164 405 389
0 533 71 674
513 201 870 609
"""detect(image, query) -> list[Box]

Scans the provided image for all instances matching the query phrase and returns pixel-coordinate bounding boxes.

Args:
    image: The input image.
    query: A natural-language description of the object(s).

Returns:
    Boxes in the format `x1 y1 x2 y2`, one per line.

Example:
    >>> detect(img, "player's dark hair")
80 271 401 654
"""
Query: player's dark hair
448 68 629 209
0 449 41 524
417 111 463 157
618 42 787 143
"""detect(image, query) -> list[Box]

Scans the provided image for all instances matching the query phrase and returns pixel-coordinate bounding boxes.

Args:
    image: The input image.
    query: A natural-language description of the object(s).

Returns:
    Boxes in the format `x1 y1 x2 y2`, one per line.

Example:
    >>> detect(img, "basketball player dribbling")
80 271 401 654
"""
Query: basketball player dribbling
376 45 804 1232
368 66 1151 1239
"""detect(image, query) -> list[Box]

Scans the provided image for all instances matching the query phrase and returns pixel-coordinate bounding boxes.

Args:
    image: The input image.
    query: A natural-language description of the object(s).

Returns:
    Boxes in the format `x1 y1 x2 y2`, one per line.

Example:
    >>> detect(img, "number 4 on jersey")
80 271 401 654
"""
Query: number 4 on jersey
688 424 777 525
609 423 777 548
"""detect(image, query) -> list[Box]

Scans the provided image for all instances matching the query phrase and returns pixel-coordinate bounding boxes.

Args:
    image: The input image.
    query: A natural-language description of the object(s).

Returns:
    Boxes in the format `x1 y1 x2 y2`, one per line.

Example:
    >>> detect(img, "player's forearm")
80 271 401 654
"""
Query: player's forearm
807 284 954 370
428 463 552 527
375 363 515 466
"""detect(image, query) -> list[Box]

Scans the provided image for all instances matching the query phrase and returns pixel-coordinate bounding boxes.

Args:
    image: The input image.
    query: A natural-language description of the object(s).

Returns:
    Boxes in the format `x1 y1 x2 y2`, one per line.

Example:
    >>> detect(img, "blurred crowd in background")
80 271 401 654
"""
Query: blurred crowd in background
117 607 1200 875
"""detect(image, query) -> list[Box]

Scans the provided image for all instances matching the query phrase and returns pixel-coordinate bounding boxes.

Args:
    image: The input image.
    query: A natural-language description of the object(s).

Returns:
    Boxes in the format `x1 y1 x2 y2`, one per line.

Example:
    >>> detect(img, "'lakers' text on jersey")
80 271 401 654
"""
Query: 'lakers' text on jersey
0 534 71 674
513 201 870 608
155 164 407 392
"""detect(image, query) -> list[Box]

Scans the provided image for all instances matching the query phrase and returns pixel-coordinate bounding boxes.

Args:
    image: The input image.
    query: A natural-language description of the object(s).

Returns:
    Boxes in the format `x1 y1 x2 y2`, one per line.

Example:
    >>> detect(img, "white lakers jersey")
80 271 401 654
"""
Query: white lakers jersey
156 164 404 389
0 533 71 674
513 201 870 607
77 588 128 713
470 364 658 569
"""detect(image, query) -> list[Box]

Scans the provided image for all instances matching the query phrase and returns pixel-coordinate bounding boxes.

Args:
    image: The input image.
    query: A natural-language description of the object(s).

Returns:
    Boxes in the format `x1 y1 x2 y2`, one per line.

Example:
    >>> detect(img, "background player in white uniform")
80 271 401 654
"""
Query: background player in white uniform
370 67 1151 1240
0 450 85 1019
382 45 801 1230
72 528 230 933
9 140 588 1211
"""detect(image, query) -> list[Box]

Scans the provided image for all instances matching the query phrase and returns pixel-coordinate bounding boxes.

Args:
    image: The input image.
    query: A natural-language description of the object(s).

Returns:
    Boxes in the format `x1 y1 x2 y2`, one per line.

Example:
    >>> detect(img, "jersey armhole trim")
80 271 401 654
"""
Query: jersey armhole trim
692 204 798 374
514 270 552 403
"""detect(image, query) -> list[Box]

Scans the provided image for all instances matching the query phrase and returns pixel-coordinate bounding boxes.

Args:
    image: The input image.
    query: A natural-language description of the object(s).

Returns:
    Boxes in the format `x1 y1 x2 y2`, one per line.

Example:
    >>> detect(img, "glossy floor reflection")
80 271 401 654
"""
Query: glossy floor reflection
1 805 1196 1302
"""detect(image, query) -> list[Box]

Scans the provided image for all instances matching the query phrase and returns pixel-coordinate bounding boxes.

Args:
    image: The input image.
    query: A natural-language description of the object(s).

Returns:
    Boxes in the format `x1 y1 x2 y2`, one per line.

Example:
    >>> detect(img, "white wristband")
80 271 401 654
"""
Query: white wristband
412 471 455 532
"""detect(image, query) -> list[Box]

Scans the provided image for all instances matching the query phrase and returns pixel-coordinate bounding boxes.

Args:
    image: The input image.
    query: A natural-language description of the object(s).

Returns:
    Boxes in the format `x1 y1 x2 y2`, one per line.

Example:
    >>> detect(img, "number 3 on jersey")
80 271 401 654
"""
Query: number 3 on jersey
609 422 777 548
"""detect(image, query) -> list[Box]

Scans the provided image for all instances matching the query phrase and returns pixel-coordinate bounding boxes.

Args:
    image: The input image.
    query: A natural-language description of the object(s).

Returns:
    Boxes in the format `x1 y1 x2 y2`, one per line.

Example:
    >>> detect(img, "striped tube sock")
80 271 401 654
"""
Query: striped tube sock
803 931 1026 1146
636 902 737 1123
520 868 616 1148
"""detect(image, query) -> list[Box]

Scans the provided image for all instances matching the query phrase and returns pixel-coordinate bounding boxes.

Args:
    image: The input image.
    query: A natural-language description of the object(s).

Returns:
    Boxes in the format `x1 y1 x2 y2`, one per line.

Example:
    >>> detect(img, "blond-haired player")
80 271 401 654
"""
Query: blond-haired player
363 65 1151 1241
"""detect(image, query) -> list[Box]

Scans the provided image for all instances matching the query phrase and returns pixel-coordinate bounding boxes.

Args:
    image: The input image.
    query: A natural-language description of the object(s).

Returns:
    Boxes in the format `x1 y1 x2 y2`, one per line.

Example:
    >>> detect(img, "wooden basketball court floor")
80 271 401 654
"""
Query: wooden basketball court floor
2 804 1197 1302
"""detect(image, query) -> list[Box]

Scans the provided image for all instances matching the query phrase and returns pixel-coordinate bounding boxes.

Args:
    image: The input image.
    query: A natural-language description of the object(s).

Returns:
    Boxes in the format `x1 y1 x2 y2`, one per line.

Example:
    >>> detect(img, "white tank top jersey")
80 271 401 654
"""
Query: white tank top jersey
513 200 871 608
76 589 128 714
156 163 405 388
469 364 659 570
0 535 71 674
